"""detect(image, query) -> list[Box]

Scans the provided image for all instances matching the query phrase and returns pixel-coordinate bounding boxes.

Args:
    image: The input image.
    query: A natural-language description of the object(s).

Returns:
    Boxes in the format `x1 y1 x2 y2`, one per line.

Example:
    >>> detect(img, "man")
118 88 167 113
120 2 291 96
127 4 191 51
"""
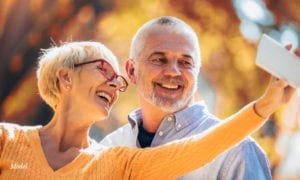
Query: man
100 16 290 179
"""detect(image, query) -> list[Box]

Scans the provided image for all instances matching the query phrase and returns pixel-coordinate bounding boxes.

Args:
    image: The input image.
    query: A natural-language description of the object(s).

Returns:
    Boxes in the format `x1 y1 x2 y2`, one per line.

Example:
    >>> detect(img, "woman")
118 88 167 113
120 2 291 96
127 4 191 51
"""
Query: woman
0 41 295 179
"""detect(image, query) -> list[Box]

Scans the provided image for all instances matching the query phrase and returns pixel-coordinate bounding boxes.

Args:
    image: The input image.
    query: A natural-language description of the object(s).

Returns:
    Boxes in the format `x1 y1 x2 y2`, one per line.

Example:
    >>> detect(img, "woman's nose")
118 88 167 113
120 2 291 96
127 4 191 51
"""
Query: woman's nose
107 78 120 90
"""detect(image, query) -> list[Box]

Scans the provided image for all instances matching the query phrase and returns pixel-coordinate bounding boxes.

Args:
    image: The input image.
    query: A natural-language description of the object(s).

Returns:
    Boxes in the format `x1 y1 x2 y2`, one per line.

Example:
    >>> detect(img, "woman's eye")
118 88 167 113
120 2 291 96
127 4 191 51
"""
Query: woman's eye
97 66 106 72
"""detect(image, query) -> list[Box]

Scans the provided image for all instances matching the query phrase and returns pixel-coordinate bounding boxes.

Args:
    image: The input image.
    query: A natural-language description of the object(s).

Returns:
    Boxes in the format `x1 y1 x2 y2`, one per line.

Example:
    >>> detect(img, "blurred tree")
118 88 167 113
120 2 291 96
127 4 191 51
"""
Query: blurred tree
0 0 115 124
0 0 299 175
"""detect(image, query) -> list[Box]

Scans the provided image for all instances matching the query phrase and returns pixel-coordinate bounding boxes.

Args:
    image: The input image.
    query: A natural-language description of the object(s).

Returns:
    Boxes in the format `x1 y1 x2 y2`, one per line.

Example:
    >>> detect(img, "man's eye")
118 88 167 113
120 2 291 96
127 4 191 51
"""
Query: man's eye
179 60 194 68
149 58 167 65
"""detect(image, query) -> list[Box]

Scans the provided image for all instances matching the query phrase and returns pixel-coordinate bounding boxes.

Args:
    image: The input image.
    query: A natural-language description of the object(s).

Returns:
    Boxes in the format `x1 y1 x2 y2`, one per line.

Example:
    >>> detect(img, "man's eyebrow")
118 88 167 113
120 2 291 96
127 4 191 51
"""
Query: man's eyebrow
147 52 193 60
182 54 193 59
147 51 166 59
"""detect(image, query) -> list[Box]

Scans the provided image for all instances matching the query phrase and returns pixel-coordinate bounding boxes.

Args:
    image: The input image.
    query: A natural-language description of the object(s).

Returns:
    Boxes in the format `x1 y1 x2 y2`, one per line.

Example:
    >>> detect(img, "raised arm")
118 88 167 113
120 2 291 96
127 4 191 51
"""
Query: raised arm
108 77 295 179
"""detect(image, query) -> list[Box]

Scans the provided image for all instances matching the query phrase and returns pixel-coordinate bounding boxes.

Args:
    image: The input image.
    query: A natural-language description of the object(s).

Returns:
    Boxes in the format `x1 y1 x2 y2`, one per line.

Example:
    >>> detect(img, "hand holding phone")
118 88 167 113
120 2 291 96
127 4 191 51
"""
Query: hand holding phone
256 34 300 88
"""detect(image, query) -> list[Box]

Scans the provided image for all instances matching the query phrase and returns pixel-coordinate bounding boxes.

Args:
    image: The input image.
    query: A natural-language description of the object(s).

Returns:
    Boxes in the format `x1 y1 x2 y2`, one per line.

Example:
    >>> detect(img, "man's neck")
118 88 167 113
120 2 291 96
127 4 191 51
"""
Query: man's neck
138 95 195 132
139 100 173 133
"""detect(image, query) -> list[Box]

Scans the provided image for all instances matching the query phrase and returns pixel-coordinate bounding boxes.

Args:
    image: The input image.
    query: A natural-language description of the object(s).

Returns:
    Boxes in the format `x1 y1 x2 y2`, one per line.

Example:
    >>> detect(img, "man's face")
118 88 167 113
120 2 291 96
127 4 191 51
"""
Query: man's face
132 26 200 112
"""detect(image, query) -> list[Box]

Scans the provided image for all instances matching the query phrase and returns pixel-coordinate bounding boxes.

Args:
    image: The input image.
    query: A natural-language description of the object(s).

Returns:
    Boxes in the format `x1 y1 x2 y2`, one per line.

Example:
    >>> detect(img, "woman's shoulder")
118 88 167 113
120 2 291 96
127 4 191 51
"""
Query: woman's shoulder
0 122 41 139
0 122 40 130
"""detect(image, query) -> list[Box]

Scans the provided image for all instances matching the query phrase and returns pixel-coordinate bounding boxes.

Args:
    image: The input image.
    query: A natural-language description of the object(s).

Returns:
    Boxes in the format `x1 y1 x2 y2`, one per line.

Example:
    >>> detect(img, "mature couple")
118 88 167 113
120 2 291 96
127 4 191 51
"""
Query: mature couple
0 16 298 179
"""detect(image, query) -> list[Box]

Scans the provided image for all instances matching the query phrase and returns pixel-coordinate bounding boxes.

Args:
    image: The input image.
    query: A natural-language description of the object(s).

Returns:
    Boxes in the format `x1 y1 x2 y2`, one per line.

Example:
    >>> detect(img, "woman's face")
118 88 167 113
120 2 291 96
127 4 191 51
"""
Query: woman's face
70 58 127 119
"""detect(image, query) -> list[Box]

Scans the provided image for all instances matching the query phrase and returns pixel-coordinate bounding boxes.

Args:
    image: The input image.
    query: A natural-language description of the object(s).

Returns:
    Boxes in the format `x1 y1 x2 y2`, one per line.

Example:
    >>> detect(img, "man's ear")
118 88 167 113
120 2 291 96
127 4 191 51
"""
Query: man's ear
56 68 72 91
125 59 136 84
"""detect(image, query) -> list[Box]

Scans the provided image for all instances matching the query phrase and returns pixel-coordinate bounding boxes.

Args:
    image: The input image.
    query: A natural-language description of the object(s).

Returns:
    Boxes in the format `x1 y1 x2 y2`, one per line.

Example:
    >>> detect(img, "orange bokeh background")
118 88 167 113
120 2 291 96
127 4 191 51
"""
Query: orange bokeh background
1 0 300 178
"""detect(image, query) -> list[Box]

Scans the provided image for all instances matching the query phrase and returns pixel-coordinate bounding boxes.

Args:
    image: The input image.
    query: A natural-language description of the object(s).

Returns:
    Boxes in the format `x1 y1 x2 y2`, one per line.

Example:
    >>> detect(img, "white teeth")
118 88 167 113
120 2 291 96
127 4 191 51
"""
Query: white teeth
161 84 179 89
96 92 112 104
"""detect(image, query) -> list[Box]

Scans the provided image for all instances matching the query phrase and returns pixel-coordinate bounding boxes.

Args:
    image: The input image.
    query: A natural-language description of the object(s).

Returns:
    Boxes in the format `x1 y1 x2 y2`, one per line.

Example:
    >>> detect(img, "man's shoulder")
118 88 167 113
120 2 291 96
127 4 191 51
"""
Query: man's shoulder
181 137 270 179
100 123 137 147
108 123 134 136
222 136 268 164
239 137 267 155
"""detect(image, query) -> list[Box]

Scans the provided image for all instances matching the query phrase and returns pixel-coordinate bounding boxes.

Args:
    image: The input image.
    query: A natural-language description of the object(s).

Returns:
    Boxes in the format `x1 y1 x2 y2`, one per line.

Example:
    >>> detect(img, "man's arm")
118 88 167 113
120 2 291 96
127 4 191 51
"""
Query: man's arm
108 102 269 179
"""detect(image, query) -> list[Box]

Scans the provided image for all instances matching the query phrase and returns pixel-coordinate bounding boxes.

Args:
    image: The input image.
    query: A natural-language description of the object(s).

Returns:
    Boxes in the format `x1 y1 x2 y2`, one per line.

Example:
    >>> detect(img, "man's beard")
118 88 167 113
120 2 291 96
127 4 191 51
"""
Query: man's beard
150 92 190 112
143 83 196 113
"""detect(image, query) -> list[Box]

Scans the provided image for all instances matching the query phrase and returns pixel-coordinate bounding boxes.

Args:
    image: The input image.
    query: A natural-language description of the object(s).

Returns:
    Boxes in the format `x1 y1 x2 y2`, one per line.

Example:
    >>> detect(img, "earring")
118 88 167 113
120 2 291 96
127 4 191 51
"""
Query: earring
66 85 71 90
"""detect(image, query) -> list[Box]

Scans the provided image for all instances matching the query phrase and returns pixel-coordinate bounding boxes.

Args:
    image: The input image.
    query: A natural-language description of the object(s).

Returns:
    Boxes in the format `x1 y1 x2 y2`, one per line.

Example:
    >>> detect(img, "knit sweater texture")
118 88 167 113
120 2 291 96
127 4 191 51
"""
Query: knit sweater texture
0 103 265 179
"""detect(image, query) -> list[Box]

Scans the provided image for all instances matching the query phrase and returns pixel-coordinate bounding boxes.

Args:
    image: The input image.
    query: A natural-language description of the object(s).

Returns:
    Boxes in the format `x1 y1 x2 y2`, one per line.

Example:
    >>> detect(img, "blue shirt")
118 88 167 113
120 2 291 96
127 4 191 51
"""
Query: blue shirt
100 101 272 180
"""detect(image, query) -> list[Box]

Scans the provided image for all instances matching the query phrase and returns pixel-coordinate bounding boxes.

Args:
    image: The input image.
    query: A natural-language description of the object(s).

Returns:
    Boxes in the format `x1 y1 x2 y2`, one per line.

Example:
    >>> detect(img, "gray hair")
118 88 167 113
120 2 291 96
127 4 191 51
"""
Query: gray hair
129 16 201 67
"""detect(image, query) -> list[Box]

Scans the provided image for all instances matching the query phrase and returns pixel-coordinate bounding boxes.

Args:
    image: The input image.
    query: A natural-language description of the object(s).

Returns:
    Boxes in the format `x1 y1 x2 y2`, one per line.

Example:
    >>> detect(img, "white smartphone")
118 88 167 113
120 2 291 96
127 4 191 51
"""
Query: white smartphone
256 34 300 88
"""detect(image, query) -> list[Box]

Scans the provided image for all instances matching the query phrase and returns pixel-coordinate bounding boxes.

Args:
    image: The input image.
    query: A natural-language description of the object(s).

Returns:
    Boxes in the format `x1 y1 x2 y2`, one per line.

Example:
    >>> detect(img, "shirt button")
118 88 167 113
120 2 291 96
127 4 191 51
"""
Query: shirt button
167 116 173 122
177 124 182 129
159 131 164 136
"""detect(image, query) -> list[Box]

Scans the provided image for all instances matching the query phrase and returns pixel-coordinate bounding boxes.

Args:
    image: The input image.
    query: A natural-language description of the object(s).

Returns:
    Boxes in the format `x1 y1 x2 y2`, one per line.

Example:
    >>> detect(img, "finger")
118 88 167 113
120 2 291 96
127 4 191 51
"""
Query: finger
285 44 293 50
283 86 296 102
295 48 300 57
270 75 277 82
267 76 276 87
271 76 280 84
271 76 289 87
276 79 289 87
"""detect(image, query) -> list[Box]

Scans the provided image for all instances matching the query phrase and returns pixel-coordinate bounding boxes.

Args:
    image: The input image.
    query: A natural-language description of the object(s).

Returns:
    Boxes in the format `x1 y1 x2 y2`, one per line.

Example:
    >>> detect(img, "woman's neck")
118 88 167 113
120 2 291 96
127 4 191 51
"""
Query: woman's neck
39 112 91 152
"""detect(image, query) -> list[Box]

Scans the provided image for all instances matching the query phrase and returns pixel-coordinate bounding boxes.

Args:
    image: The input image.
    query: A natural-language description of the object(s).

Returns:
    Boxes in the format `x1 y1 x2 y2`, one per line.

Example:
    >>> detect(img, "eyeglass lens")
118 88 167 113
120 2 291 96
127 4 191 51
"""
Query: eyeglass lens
101 61 127 90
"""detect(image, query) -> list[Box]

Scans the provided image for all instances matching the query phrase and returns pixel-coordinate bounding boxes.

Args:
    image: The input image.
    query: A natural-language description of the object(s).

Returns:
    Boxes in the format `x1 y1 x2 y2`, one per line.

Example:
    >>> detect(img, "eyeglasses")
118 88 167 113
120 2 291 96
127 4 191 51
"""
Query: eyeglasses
74 59 128 92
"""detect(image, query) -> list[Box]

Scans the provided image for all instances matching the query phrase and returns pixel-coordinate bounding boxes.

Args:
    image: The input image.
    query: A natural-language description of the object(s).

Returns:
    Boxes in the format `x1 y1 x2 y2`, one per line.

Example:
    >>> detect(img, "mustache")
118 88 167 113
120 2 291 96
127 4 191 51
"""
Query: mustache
155 76 185 84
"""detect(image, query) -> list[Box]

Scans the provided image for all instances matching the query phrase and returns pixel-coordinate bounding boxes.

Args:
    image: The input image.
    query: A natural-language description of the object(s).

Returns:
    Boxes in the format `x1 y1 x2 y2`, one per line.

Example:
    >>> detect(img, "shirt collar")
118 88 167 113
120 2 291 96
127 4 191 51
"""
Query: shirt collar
128 108 142 128
128 101 211 129
174 101 211 130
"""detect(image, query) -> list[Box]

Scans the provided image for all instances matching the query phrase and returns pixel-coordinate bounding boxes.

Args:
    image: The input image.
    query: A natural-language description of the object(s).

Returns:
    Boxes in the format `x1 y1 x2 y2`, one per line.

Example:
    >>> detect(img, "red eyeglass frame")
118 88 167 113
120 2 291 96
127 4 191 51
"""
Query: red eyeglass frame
74 59 128 92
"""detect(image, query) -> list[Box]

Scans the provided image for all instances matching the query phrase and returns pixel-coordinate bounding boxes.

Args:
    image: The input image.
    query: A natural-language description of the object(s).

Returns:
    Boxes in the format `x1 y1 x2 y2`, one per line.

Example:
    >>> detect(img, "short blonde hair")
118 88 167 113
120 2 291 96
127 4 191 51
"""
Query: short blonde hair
36 41 119 109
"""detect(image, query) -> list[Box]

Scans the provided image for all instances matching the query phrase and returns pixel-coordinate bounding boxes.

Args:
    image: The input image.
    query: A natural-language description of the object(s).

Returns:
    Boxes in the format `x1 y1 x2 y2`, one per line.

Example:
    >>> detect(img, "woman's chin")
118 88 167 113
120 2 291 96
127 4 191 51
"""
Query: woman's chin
97 107 110 118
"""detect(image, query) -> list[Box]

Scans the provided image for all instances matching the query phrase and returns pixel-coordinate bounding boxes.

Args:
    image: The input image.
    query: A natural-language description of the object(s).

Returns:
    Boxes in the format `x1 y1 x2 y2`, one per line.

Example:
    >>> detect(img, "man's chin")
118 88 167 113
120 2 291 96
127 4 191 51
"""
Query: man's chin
153 98 185 112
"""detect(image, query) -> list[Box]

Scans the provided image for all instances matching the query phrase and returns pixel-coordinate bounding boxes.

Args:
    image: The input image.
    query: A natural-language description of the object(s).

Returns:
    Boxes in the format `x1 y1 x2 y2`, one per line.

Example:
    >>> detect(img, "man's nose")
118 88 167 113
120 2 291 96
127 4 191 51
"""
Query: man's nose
163 61 181 76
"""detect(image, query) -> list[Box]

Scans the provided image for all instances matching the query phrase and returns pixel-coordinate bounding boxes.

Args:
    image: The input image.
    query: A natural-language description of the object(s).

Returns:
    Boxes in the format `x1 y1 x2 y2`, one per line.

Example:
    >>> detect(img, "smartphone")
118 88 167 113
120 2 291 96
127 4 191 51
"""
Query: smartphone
256 34 300 88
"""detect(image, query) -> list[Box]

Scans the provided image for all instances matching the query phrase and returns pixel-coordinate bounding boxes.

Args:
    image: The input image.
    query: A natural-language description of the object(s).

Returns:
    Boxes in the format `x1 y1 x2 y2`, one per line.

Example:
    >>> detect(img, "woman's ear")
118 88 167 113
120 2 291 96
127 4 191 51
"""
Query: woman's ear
125 59 136 84
56 68 72 91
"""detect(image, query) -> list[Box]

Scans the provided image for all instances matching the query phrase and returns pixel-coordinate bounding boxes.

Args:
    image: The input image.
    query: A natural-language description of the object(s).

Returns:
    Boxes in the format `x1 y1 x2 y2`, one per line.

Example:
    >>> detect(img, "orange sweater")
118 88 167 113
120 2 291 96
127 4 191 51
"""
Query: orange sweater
0 103 265 179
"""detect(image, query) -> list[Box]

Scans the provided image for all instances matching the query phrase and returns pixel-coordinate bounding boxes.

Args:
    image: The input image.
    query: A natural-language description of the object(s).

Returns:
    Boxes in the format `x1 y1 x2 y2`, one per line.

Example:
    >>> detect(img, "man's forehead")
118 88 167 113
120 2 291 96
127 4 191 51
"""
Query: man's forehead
136 24 201 67
145 24 189 37
144 36 196 57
